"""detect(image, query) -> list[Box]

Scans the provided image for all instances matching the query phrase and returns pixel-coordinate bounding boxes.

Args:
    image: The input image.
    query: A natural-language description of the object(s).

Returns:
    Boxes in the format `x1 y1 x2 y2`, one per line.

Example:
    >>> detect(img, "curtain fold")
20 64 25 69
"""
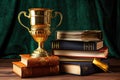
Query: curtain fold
0 0 120 58
95 0 120 58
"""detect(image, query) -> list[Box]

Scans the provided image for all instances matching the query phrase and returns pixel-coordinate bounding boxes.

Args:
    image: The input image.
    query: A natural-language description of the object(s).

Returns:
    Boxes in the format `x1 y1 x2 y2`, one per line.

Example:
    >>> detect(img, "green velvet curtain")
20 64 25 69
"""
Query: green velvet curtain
0 0 120 58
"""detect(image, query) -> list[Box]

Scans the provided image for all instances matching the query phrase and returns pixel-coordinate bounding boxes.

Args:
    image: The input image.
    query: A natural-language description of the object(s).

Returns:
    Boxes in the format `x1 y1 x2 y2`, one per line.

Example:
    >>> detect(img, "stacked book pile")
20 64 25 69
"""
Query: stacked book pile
52 30 109 75
12 54 59 78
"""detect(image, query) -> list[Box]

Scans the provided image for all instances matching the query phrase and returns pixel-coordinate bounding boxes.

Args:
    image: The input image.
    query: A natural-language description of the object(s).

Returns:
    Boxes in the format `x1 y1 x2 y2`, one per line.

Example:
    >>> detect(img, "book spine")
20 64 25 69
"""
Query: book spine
22 65 59 78
52 40 99 51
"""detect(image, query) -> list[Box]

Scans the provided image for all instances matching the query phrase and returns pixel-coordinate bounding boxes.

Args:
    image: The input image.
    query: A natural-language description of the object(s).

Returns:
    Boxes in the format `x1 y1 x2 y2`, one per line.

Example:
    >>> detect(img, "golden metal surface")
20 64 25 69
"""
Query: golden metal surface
18 8 63 58
93 58 109 72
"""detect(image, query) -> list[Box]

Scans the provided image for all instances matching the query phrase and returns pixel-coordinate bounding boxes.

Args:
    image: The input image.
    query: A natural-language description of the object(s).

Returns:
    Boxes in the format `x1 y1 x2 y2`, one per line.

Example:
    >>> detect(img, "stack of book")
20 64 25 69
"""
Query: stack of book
12 54 59 78
52 30 109 75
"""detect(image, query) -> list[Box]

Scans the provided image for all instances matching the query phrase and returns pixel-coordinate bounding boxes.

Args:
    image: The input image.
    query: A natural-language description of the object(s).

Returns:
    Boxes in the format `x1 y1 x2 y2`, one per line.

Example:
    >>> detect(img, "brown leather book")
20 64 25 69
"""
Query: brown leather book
20 54 59 67
12 61 59 78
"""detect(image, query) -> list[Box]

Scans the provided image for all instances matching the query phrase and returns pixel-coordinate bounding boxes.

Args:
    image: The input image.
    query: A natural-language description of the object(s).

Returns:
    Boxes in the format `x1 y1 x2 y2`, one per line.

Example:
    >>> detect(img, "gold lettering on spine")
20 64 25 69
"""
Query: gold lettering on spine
87 42 91 50
92 43 94 50
89 43 91 50
84 43 87 50
90 43 93 50
55 42 57 49
54 42 56 49
57 42 59 49
86 43 89 50
52 42 53 49
55 41 59 49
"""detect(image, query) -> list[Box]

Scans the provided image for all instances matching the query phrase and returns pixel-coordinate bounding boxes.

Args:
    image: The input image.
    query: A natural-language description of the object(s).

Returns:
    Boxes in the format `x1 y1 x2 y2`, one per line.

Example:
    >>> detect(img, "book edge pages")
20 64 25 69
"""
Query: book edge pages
53 47 108 58
12 62 23 77
56 30 102 41
61 64 81 75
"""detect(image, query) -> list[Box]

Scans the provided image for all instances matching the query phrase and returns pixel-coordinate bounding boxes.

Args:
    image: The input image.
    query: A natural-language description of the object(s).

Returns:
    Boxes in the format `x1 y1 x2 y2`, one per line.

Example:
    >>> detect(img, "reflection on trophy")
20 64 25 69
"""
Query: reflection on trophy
18 8 63 58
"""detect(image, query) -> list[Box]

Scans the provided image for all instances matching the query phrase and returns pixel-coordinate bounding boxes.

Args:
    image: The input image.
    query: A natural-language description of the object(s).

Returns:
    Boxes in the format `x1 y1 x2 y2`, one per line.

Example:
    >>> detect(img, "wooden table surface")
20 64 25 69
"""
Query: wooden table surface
0 59 120 80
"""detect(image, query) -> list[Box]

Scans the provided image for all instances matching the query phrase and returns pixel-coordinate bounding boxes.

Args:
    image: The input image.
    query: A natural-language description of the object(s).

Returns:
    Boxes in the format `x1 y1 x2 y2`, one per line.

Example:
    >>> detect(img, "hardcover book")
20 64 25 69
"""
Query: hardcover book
52 40 103 51
56 30 102 41
12 61 59 78
53 47 108 58
60 61 106 76
20 54 59 67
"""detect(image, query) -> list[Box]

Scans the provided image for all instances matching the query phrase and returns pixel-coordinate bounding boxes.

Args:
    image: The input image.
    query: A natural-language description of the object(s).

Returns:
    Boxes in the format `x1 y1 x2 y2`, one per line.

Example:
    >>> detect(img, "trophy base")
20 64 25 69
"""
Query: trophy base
31 48 49 58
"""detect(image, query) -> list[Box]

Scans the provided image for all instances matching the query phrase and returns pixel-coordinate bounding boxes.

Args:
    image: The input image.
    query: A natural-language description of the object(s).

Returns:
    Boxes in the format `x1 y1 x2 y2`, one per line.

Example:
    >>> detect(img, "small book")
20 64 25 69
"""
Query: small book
60 61 105 76
51 40 103 51
56 30 102 41
53 47 108 58
12 61 59 78
20 54 59 67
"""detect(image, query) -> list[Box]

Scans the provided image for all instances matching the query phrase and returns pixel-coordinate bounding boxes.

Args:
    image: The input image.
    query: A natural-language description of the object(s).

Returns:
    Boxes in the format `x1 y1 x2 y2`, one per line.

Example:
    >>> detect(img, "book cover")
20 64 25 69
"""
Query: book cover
60 61 107 76
53 47 108 58
56 30 102 41
12 61 59 78
20 54 59 67
52 40 103 51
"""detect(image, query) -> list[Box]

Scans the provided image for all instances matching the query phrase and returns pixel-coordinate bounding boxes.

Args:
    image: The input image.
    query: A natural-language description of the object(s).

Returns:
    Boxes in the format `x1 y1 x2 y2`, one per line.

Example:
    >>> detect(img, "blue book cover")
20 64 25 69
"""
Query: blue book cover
51 40 103 51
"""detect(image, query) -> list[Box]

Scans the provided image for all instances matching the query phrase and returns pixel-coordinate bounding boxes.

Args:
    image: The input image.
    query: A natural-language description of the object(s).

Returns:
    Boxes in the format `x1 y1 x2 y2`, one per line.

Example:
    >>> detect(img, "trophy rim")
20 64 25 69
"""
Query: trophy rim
29 8 53 11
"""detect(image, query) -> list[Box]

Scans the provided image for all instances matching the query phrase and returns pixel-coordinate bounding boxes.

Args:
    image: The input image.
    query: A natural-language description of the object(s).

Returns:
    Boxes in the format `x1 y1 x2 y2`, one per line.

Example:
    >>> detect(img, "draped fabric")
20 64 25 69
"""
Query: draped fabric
0 0 120 58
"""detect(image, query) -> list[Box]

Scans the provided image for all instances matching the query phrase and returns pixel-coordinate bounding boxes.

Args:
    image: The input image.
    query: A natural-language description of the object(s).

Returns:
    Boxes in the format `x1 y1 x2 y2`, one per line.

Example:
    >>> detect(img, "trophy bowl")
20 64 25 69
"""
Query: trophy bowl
18 8 63 58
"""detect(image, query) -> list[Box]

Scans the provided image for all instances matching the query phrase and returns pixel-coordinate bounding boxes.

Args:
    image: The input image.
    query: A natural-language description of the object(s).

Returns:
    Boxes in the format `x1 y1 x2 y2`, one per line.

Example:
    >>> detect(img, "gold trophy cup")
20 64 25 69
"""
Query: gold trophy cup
18 8 63 58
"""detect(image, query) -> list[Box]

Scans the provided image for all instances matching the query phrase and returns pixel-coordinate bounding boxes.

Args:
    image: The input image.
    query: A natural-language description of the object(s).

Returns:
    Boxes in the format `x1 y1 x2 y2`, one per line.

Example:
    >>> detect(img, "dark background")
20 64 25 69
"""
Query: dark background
0 0 120 58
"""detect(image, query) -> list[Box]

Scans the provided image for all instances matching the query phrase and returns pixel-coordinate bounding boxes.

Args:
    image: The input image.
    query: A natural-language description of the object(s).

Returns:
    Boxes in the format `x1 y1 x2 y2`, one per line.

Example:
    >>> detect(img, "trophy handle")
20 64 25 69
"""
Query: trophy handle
18 11 30 32
52 11 63 27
